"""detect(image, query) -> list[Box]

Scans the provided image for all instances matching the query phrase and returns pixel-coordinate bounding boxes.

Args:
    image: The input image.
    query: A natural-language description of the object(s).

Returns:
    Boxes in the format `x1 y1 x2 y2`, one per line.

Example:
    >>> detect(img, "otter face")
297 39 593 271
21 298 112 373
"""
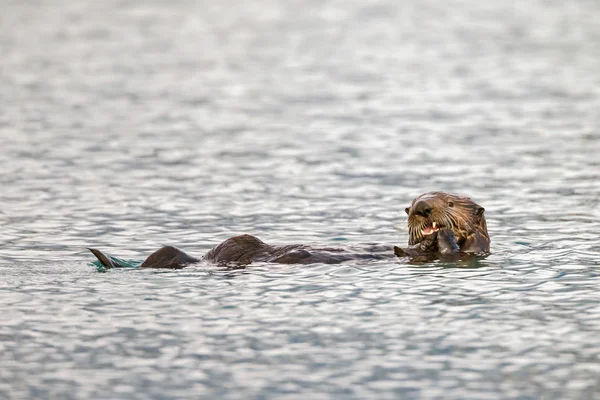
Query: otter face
405 192 487 246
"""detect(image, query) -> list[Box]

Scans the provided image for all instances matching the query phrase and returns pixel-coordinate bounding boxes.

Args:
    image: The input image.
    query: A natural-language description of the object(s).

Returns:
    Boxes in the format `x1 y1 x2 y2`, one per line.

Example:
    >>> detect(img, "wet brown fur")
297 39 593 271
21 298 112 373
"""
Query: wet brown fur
204 234 353 265
406 192 490 253
90 235 365 269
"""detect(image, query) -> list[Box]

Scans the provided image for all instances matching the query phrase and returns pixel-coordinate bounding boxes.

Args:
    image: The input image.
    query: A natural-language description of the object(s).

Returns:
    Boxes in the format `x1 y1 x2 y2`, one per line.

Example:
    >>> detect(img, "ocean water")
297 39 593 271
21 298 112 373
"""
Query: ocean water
1 0 600 398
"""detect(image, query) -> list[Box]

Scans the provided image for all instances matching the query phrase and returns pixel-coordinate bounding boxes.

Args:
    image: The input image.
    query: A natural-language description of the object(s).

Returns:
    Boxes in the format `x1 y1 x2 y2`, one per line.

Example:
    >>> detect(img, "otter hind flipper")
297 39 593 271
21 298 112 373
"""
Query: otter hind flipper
88 248 126 268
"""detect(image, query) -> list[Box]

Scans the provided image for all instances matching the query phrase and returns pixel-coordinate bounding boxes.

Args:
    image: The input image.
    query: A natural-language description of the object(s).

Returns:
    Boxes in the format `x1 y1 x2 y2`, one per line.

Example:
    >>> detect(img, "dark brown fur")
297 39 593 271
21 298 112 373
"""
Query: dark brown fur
401 191 490 255
89 234 377 269
204 234 356 265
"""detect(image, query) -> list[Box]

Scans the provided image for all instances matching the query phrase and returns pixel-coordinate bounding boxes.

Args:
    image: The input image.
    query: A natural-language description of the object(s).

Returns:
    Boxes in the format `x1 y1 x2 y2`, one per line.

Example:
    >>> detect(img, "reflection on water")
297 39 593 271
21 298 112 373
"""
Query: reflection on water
1 0 600 398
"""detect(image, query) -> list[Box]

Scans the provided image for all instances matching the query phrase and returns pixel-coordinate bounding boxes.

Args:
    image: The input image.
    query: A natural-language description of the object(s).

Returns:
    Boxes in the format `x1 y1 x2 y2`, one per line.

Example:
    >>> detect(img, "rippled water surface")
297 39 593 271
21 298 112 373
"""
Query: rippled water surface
2 0 600 398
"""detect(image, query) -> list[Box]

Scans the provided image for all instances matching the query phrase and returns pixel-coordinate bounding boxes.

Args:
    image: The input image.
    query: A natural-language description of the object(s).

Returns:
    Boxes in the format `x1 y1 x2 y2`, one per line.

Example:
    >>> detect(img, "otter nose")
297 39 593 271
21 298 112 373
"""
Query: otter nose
413 200 433 217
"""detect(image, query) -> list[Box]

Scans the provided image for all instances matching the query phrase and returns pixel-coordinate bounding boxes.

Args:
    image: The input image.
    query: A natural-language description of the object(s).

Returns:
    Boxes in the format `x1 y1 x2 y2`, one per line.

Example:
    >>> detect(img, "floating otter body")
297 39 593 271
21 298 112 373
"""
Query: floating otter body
89 234 389 269
393 191 490 259
88 192 490 269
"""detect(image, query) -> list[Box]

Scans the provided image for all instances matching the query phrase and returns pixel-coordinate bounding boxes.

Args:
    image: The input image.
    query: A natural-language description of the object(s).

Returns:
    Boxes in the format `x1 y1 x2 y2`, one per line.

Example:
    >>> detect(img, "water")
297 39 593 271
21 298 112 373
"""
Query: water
1 0 600 398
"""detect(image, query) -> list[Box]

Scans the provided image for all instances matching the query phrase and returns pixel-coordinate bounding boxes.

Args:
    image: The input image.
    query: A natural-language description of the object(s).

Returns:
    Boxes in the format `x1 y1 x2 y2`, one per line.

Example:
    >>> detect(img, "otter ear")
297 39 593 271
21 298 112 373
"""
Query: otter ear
476 207 485 216
405 207 411 215
448 201 454 207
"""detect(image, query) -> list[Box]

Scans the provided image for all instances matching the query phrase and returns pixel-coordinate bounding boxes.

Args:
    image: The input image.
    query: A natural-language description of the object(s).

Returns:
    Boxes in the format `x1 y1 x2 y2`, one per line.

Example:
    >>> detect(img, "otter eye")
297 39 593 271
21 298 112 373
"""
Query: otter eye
448 201 454 207
405 207 410 215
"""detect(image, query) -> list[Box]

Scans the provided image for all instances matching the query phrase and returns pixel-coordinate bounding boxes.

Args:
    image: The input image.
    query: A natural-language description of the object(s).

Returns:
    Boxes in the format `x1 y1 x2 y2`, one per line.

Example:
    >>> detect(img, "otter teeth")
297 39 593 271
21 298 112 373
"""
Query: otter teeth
422 222 440 236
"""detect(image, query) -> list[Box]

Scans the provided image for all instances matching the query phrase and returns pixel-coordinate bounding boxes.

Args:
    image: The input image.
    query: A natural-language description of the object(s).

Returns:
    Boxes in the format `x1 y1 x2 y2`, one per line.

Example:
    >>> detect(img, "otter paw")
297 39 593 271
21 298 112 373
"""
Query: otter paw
393 246 407 257
437 228 460 254
394 234 439 258
416 231 439 252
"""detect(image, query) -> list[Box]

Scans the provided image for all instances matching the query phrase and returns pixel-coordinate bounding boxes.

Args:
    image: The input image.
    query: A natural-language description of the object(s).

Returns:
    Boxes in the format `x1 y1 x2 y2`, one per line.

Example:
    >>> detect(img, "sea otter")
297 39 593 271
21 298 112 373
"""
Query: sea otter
393 191 490 259
88 191 490 269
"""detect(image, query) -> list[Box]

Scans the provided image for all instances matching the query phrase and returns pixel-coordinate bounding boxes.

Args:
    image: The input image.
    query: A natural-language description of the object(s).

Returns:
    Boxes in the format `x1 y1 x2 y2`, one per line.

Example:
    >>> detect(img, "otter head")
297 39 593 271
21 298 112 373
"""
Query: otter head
405 192 488 247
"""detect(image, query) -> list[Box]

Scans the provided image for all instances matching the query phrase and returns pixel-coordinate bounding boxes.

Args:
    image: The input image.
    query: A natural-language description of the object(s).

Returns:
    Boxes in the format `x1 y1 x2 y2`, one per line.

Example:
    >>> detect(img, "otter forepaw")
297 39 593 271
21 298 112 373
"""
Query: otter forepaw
394 232 439 258
437 228 460 255
393 246 407 257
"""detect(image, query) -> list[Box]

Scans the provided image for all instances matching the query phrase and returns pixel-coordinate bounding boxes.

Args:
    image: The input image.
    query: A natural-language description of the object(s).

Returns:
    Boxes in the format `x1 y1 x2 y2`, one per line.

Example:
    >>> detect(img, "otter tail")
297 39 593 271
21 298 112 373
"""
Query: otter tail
88 248 132 269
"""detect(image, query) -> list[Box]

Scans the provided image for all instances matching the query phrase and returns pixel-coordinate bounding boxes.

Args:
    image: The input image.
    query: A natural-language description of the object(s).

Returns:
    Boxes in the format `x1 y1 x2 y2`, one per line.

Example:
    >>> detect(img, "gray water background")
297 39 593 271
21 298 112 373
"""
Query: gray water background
1 0 600 398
